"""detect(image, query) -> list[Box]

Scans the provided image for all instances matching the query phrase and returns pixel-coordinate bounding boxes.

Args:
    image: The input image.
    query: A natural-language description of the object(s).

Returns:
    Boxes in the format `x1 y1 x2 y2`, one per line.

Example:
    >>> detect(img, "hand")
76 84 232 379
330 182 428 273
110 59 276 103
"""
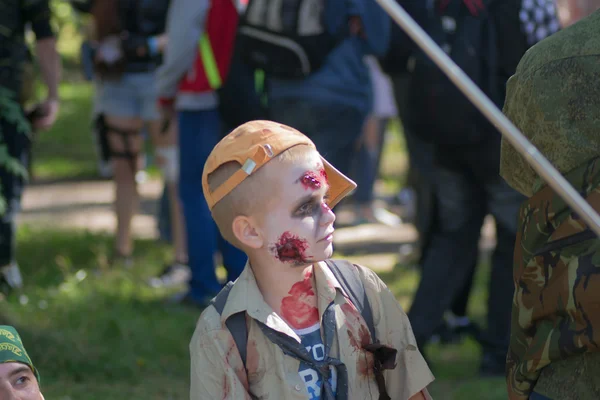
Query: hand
122 32 151 58
32 97 59 131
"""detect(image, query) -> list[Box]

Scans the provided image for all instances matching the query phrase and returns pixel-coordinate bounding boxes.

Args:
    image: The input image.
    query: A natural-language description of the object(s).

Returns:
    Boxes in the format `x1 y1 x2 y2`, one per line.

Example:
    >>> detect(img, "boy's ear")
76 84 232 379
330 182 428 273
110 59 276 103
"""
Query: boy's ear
232 216 263 249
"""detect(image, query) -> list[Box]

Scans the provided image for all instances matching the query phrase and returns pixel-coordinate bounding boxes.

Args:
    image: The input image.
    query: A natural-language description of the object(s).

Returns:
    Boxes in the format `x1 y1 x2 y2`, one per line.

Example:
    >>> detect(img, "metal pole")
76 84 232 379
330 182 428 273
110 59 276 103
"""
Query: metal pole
376 0 600 237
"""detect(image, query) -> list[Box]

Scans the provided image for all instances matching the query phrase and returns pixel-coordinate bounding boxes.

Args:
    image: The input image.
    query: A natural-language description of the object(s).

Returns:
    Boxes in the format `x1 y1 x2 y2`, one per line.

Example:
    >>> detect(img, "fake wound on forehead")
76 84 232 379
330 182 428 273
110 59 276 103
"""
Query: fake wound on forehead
297 168 329 190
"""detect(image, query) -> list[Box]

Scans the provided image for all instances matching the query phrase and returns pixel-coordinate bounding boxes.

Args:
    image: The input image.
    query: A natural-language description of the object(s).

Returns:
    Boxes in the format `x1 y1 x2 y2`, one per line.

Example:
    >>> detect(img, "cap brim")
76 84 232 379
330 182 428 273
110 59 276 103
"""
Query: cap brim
321 157 356 208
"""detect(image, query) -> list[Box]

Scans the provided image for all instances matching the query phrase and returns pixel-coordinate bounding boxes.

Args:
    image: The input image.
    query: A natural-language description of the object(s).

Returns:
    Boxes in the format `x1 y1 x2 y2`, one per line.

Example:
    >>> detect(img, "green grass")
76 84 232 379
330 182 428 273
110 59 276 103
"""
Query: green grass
31 81 97 180
2 227 196 400
0 227 508 400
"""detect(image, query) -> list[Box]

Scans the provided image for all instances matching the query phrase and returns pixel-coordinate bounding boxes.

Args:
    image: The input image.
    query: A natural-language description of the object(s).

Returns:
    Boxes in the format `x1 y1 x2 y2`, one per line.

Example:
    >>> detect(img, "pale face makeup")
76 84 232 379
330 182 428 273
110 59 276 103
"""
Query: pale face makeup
259 152 336 266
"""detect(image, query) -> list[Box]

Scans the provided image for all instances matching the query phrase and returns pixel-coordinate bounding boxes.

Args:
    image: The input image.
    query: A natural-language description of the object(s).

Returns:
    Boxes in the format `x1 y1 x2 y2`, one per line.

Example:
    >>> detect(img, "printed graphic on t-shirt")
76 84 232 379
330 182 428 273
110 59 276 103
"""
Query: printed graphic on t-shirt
294 324 337 400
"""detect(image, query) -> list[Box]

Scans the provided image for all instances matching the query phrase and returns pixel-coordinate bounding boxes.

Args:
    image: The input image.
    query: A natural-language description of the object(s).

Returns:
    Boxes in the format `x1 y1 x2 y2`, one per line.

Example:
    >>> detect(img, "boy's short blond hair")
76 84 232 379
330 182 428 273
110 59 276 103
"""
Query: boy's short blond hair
208 145 316 249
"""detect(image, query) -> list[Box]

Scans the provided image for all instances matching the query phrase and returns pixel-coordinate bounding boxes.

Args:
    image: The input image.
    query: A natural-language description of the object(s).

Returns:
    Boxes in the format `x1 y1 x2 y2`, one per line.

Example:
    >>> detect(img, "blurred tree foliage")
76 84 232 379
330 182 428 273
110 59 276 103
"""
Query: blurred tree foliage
0 0 92 216
48 0 91 64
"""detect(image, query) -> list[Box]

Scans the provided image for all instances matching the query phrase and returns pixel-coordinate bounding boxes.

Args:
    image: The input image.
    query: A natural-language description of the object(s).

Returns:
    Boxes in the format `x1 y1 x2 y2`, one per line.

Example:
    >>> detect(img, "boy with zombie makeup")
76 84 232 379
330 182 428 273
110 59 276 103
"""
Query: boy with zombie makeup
190 120 434 400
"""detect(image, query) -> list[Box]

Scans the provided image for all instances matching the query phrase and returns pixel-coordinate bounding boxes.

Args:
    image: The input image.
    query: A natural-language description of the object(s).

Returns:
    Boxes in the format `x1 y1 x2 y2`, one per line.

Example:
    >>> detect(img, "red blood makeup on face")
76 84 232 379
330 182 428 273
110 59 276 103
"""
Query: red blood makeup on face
272 231 309 263
299 170 322 191
319 168 329 185
280 270 320 329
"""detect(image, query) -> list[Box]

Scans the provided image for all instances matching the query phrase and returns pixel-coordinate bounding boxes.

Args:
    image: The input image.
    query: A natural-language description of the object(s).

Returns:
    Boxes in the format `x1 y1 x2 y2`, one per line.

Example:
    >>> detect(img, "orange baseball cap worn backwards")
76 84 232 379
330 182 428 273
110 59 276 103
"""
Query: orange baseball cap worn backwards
202 120 357 210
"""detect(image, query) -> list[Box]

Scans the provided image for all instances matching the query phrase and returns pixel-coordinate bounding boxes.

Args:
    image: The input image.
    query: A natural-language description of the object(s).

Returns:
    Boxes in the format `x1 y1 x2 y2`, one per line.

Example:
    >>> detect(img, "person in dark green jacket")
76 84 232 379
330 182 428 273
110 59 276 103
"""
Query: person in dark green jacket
502 9 600 400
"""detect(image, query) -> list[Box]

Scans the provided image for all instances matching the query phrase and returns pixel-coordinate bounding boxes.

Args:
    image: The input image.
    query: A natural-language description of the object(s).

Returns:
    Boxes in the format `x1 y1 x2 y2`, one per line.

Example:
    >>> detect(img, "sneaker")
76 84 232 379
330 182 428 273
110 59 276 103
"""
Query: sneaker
149 262 191 289
0 262 23 292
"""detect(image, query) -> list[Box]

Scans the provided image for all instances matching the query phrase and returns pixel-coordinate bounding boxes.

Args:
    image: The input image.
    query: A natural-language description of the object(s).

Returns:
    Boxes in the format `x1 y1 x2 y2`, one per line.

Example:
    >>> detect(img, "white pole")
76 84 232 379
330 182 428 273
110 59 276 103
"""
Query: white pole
377 0 600 237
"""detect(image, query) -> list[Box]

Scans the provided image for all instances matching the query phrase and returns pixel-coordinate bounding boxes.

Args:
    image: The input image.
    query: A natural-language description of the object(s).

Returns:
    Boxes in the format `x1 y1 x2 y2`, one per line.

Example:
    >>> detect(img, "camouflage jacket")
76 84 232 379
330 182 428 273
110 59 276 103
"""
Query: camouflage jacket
507 157 600 400
501 9 600 197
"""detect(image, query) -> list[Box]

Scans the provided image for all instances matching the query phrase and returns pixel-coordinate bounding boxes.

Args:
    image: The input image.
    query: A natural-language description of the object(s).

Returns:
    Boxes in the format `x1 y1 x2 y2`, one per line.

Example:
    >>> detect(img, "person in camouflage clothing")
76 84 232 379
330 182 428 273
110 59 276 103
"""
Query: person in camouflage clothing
0 0 60 293
501 9 600 400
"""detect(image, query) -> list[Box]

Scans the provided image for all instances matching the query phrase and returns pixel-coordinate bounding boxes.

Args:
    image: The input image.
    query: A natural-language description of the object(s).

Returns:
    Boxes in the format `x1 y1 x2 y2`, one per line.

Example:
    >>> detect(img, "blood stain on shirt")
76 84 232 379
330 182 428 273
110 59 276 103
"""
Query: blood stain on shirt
281 270 320 329
341 302 360 317
357 352 375 378
246 339 259 376
222 373 230 399
347 324 371 351
224 336 236 366
341 302 371 348
272 231 309 263
223 335 250 389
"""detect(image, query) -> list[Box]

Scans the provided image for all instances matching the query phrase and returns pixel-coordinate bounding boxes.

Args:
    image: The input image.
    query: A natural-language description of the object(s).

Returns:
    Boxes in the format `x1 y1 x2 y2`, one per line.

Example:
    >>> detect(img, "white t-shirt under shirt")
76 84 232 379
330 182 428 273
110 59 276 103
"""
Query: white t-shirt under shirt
294 323 338 400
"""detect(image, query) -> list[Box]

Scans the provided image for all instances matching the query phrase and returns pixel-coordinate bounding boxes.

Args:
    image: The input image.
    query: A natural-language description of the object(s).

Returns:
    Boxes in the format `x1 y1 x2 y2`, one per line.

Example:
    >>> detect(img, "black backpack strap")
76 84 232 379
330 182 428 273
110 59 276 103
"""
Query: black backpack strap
211 282 261 399
324 259 376 344
210 282 249 370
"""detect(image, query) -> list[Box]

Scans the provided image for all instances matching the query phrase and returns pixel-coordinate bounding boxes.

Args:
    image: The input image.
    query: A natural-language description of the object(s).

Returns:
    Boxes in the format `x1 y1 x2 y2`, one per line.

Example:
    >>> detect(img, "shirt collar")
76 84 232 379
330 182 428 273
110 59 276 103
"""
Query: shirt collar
220 261 349 341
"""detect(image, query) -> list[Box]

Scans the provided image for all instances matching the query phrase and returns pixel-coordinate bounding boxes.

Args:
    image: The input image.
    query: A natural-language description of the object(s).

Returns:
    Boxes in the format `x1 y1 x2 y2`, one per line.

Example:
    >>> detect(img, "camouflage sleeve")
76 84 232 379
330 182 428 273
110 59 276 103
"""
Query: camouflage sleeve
22 0 54 40
501 69 538 197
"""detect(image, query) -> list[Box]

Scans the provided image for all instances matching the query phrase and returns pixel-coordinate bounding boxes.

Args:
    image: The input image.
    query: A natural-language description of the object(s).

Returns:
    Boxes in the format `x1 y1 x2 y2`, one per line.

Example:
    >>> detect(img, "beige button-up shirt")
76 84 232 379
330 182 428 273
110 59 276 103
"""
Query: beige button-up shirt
190 261 434 399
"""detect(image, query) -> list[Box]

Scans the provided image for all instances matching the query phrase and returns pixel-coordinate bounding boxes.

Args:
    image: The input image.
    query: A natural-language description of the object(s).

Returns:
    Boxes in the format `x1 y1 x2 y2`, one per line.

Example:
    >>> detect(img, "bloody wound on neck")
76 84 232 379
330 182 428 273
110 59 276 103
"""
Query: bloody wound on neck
280 269 320 329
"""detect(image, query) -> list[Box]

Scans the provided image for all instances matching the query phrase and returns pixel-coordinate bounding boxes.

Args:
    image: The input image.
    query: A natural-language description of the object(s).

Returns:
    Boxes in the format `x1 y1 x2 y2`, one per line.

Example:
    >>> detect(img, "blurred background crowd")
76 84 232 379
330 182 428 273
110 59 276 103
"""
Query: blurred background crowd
0 0 598 398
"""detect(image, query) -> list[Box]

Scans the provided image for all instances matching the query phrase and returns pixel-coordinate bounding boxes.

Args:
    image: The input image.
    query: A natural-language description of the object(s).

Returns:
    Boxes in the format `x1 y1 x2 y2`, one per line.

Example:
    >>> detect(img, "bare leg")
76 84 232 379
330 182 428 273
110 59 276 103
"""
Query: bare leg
105 115 143 258
357 115 382 220
148 118 188 264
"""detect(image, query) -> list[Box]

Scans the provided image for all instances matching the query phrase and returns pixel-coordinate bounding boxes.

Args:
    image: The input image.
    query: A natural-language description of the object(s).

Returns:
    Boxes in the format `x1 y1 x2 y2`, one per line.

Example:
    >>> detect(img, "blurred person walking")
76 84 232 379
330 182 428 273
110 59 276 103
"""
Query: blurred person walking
237 0 391 182
381 0 560 375
350 56 401 226
86 0 188 270
0 0 61 293
502 9 600 399
156 0 247 306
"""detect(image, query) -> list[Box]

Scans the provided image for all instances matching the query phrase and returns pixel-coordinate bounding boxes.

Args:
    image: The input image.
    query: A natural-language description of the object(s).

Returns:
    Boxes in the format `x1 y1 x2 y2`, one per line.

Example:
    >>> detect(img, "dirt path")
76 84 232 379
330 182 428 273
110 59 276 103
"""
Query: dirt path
18 179 496 272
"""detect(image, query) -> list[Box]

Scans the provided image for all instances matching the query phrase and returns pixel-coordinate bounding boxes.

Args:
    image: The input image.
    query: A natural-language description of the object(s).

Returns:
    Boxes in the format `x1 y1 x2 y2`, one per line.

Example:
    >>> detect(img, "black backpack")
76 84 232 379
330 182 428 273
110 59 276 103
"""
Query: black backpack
236 0 339 79
211 259 393 400
406 0 500 146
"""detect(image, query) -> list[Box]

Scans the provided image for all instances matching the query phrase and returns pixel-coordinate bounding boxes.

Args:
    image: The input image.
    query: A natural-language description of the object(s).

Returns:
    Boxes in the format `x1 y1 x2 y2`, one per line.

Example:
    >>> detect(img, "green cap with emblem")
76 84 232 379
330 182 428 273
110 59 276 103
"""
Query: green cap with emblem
0 325 40 382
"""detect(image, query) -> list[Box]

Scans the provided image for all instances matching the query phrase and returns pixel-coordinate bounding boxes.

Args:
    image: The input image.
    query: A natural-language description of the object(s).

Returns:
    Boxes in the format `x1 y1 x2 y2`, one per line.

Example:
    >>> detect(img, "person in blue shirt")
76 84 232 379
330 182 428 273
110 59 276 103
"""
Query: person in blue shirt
269 0 391 178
